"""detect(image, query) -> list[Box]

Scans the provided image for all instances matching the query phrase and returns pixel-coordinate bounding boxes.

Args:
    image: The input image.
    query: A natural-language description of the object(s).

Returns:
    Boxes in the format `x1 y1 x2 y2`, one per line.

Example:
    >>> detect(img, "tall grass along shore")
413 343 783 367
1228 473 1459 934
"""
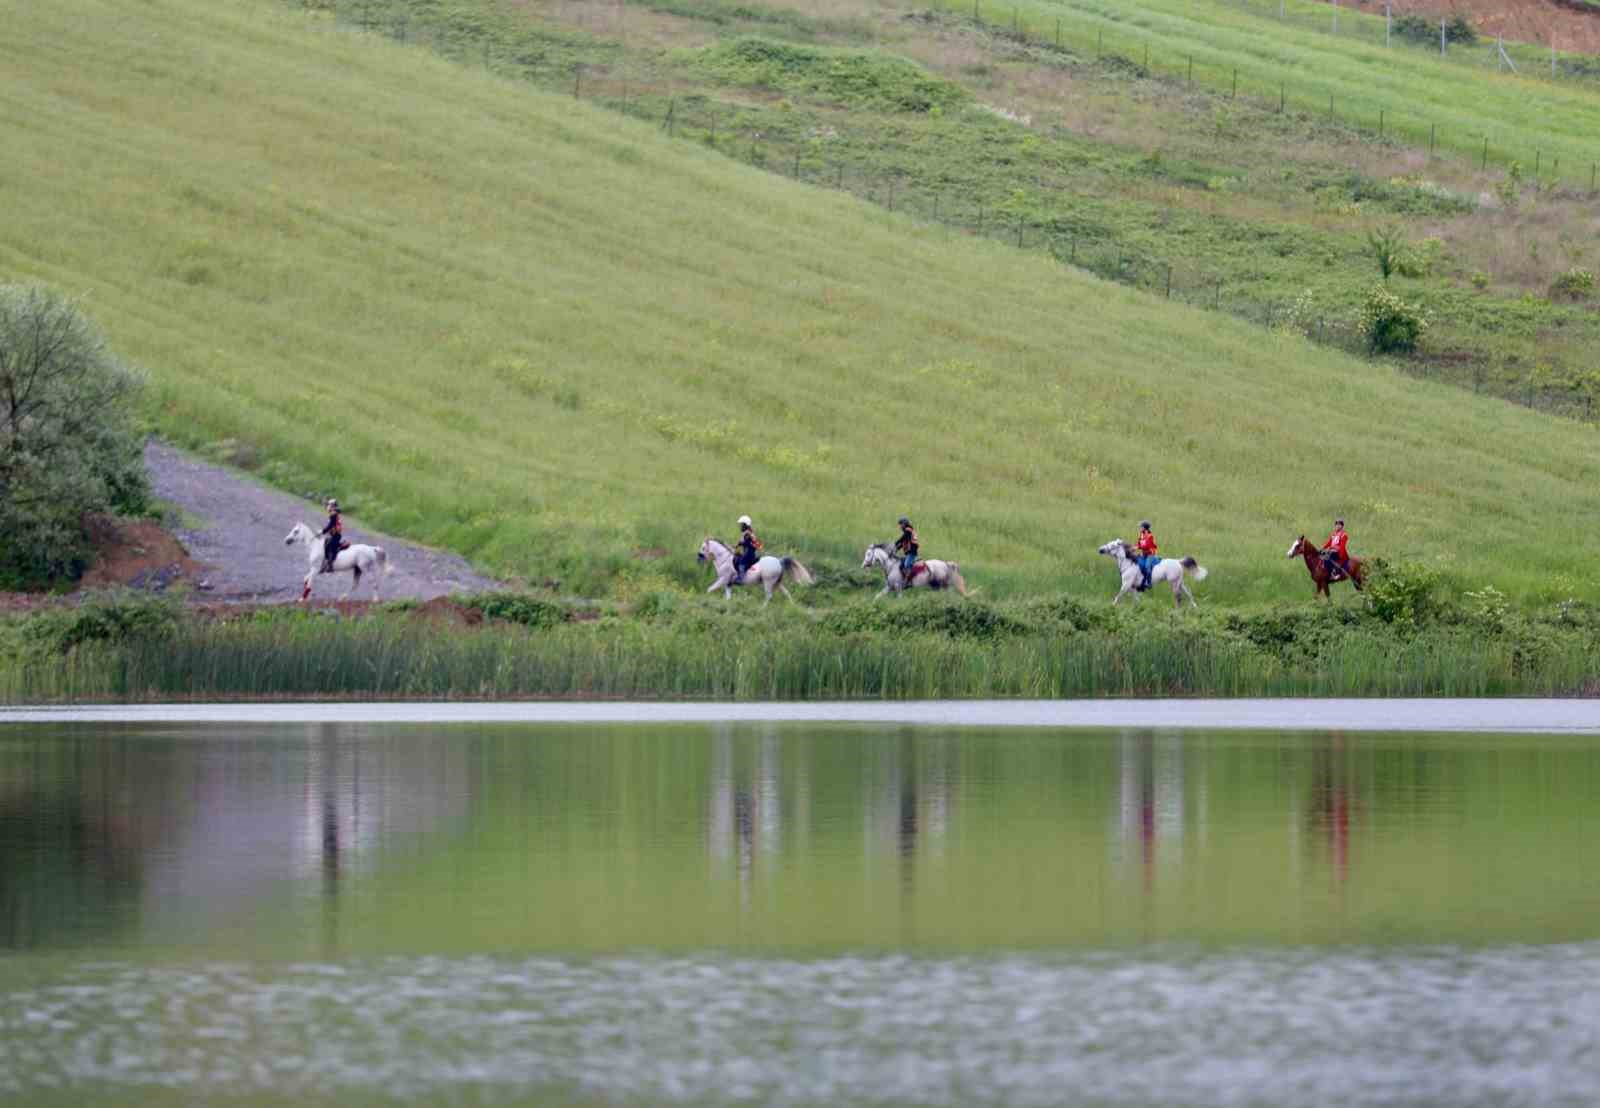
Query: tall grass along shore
3 589 1595 702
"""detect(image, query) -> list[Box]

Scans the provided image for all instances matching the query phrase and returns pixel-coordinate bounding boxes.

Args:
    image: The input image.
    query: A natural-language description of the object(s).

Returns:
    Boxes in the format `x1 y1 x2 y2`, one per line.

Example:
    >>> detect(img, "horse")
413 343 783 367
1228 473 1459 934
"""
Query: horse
862 543 968 598
1098 539 1208 608
698 537 814 604
1287 535 1365 597
285 522 390 602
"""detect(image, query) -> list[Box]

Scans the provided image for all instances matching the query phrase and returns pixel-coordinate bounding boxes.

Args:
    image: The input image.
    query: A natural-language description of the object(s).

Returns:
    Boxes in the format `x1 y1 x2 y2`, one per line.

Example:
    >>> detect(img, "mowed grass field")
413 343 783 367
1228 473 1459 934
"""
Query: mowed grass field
3 0 1598 602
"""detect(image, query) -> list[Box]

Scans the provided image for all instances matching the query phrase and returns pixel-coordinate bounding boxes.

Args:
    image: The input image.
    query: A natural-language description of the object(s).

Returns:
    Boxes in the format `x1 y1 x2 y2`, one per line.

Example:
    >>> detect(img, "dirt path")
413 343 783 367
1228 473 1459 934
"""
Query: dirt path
145 441 504 603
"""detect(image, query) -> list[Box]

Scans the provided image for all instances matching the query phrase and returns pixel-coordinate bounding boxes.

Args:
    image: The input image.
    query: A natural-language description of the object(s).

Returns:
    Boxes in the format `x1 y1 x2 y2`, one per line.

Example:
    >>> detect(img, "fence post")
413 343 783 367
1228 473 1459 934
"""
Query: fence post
1017 220 1024 247
1188 55 1193 84
1535 150 1541 178
1332 0 1338 34
1232 68 1237 98
795 151 802 179
1385 1 1391 46
1012 6 1018 35
1440 17 1446 56
574 65 582 99
837 163 845 188
1165 265 1172 298
1097 28 1103 56
663 98 676 136
1070 238 1076 263
1592 163 1597 193
1144 43 1149 69
1378 109 1383 138
1329 93 1334 120
1481 137 1488 170
1280 83 1285 112
1430 122 1436 154
1055 17 1060 46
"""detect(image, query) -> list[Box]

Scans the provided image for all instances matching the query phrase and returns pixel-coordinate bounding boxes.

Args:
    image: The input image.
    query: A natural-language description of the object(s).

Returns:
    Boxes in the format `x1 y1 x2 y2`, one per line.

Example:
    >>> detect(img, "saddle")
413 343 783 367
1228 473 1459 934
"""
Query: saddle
907 563 930 581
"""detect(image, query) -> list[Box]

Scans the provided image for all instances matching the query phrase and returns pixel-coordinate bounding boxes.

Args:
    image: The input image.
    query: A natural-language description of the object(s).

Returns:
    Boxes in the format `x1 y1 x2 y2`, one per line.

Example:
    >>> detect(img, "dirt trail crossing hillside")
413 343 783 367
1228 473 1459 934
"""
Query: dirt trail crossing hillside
146 441 503 603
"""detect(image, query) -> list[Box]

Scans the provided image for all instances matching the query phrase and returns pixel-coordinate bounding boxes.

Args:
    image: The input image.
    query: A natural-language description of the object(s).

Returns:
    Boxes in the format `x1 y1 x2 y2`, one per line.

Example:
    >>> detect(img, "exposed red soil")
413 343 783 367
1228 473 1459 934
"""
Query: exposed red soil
1346 0 1600 52
78 514 208 592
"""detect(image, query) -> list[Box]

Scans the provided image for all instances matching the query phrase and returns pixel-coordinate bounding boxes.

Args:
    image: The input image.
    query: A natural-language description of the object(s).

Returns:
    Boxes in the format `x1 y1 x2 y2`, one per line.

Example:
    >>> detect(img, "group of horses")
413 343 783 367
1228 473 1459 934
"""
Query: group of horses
284 516 1361 608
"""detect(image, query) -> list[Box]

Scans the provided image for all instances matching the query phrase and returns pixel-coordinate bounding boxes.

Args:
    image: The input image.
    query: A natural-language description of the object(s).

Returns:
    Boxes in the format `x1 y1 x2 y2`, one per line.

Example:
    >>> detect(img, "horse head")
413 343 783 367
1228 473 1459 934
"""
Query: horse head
697 537 720 562
1097 539 1128 559
862 543 890 569
285 522 312 546
1287 535 1308 559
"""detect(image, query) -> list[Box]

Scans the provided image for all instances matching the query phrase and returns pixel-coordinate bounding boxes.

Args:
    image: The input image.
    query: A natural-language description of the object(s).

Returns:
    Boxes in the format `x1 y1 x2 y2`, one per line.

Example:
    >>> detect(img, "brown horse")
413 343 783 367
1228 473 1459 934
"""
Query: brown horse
1287 535 1364 598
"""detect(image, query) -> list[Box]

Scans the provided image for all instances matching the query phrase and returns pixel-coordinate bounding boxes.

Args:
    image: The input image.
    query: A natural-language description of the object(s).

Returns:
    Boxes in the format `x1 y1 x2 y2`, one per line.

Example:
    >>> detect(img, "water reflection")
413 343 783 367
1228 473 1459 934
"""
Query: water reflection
1 723 1599 954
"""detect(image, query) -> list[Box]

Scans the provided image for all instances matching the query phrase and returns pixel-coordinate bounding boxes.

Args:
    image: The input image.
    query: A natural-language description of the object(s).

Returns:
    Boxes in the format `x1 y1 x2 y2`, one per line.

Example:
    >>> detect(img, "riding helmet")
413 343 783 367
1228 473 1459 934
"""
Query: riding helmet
1140 520 1151 529
898 516 911 526
738 515 752 527
1335 518 1344 526
327 498 339 510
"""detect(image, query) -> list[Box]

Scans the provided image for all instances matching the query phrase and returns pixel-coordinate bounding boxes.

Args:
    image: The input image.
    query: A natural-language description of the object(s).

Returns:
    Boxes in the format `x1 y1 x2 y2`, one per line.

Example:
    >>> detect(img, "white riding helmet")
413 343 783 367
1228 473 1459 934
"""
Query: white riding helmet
737 515 752 527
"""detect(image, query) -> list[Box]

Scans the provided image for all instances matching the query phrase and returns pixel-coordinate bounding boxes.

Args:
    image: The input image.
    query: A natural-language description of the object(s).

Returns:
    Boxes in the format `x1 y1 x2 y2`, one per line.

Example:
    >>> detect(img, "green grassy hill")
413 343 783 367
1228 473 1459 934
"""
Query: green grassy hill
4 0 1598 603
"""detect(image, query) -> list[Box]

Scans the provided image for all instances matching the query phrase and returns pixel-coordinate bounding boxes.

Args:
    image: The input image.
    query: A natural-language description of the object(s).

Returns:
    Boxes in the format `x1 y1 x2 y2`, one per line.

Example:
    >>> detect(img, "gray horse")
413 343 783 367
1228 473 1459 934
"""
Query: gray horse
698 537 814 604
862 543 968 598
1098 538 1207 608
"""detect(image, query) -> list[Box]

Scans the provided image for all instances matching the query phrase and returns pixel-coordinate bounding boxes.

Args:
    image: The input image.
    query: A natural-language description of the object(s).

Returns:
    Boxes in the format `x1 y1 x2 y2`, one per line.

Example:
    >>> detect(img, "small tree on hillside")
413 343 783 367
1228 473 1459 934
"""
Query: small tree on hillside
1365 224 1407 282
0 284 149 586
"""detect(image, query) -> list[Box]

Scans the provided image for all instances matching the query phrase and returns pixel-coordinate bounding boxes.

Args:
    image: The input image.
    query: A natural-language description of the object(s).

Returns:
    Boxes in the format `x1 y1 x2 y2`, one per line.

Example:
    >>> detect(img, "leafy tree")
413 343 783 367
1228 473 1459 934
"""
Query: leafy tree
0 285 149 586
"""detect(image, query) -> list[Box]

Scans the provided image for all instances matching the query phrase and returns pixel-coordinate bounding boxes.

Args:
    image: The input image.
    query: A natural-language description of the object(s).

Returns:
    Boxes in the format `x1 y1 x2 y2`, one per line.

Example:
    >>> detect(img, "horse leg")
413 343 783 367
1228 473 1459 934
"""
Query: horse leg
1180 582 1198 608
301 572 314 602
779 583 797 605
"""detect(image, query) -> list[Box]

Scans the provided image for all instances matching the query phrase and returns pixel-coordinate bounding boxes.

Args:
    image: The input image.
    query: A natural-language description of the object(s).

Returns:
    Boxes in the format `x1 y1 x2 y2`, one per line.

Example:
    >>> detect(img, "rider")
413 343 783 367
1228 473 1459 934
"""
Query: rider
319 498 345 574
1321 518 1351 580
1135 520 1158 590
894 516 919 581
733 515 762 584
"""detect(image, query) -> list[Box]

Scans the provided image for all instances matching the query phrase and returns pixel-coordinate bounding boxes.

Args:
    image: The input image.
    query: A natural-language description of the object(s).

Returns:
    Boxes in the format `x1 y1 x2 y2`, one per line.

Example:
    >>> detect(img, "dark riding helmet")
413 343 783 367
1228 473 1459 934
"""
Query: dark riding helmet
898 516 911 526
1334 518 1345 526
1139 520 1151 530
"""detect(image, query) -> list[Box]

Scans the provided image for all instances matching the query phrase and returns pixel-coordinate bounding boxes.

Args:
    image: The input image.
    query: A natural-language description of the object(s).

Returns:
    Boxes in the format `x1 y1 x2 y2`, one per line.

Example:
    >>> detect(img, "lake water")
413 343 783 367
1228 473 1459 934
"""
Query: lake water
1 718 1597 1106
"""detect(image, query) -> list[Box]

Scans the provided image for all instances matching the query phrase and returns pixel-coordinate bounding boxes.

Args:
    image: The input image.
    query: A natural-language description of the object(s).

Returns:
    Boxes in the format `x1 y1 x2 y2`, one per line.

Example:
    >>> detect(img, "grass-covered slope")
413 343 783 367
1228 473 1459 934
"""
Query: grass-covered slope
3 0 1597 601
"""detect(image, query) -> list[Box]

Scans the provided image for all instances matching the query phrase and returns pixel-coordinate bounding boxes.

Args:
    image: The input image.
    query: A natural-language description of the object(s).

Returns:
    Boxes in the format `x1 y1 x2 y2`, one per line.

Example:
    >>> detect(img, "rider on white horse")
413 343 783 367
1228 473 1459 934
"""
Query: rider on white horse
733 515 762 584
319 498 346 573
894 516 919 581
1135 520 1158 590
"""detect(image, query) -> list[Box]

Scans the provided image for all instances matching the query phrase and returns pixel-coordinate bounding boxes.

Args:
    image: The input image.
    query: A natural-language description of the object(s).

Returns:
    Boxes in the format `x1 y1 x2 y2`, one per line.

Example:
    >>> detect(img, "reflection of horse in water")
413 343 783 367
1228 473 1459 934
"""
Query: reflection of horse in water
1306 735 1354 883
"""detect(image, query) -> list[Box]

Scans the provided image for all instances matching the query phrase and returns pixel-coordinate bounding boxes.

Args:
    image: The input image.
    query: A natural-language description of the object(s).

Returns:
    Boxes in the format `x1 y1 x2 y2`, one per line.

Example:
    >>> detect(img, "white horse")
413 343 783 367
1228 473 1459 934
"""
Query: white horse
698 538 814 604
285 522 390 601
862 543 968 598
1098 539 1208 608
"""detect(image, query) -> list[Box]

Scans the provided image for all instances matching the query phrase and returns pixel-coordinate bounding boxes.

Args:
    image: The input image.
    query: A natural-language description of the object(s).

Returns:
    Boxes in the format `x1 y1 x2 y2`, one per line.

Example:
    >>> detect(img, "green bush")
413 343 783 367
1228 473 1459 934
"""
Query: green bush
462 592 566 628
1358 284 1429 355
1551 267 1595 301
0 285 150 588
20 592 180 655
1366 559 1441 629
690 37 966 112
820 597 1027 640
1393 14 1477 45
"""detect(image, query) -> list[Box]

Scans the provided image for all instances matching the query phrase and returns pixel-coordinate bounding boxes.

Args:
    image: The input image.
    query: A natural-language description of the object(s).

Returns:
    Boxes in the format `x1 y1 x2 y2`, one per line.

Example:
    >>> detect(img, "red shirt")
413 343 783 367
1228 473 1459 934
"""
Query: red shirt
1325 530 1348 558
1136 532 1158 556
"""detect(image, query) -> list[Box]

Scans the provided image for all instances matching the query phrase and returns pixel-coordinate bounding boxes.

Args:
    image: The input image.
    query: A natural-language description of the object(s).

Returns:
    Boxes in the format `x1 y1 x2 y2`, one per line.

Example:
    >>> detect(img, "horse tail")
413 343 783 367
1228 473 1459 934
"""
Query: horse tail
946 563 968 597
1181 556 1208 581
781 556 814 586
377 546 391 575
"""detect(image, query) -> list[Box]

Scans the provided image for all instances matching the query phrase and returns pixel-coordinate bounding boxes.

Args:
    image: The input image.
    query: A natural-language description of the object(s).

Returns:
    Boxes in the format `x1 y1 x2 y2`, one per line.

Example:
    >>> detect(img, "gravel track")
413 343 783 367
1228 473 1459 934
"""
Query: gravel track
145 441 503 603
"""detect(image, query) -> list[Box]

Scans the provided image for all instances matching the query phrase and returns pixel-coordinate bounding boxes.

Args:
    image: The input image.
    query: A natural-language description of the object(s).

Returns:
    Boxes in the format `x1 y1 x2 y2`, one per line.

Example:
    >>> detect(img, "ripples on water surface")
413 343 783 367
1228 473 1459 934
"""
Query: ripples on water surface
1 721 1597 1106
